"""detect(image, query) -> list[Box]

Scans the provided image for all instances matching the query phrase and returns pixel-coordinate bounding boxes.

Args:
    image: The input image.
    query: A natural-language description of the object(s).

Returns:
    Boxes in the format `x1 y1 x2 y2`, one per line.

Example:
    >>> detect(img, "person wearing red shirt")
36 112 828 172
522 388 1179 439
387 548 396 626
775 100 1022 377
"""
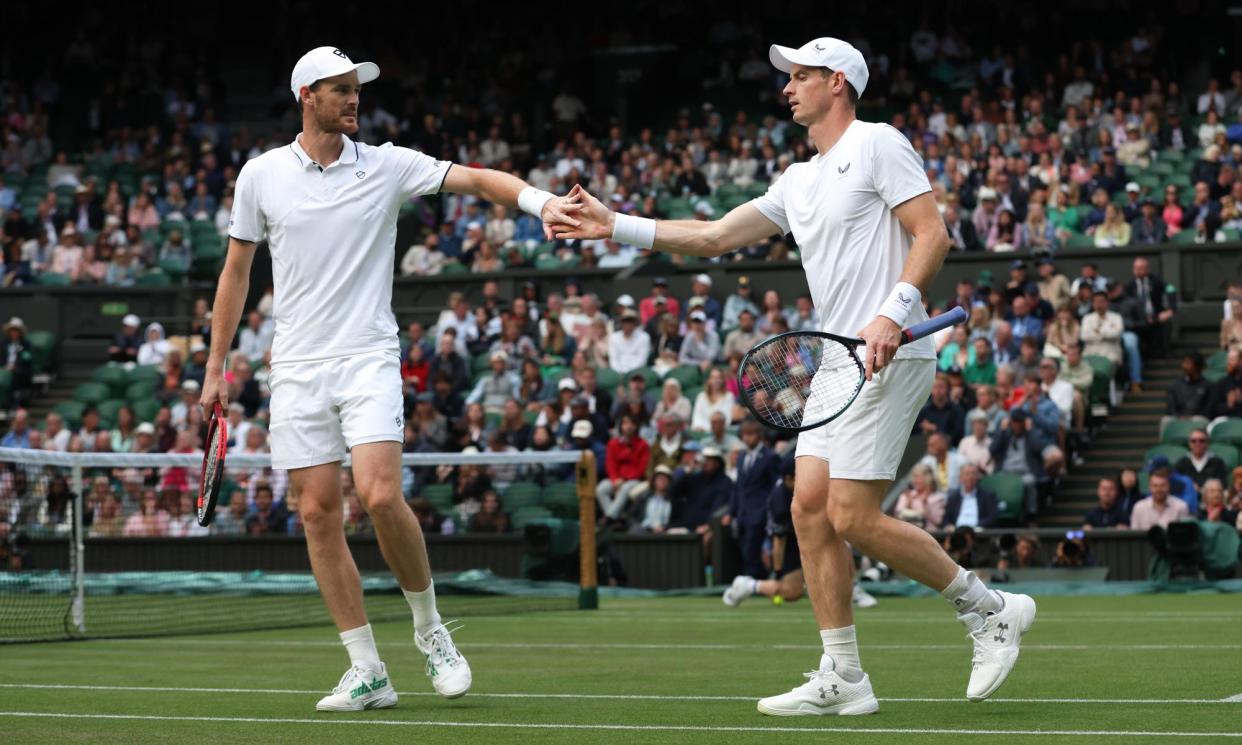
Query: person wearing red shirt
639 277 681 325
596 414 651 521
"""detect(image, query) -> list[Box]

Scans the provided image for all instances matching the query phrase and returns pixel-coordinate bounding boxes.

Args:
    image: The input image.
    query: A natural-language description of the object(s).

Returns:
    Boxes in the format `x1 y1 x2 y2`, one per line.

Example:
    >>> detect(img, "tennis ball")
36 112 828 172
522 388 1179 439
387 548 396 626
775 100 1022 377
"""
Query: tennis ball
773 595 784 605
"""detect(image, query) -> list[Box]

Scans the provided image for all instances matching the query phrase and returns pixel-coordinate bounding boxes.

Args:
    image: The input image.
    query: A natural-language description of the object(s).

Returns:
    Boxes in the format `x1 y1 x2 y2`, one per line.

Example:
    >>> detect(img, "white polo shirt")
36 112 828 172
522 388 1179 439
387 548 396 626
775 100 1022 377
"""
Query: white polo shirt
229 134 450 365
751 120 935 360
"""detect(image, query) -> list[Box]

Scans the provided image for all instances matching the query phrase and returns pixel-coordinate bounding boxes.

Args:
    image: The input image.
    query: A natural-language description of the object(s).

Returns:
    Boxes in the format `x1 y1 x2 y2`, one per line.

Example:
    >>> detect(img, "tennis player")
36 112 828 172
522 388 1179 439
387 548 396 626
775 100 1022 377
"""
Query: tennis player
201 46 580 712
552 37 1036 715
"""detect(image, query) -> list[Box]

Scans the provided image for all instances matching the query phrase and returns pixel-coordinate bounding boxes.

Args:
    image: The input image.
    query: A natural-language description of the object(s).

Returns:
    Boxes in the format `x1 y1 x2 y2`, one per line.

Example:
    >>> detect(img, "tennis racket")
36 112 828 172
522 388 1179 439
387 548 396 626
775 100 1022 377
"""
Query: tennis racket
738 306 968 433
196 402 228 527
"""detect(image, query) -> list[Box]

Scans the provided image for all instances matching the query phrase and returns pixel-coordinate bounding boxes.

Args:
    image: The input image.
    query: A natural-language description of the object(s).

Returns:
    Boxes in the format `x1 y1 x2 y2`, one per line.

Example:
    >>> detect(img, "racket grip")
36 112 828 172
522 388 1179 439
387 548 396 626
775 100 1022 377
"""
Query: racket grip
900 305 968 345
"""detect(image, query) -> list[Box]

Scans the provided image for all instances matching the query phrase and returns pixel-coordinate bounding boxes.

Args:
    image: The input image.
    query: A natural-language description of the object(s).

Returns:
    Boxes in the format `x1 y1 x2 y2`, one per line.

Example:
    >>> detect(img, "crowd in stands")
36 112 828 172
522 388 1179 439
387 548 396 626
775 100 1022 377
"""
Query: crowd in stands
3 10 1242 574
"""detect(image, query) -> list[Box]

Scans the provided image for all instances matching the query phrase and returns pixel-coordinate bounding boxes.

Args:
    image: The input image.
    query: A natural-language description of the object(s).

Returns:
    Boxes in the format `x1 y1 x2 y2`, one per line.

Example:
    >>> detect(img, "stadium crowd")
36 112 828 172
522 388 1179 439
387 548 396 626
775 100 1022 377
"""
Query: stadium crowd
2 8 1242 576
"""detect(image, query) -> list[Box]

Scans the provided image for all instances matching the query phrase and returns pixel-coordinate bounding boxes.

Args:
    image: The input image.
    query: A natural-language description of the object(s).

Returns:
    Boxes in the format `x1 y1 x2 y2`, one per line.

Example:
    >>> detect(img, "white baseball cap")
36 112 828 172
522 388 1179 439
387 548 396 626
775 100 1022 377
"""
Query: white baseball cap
769 37 869 98
693 273 713 287
290 46 380 102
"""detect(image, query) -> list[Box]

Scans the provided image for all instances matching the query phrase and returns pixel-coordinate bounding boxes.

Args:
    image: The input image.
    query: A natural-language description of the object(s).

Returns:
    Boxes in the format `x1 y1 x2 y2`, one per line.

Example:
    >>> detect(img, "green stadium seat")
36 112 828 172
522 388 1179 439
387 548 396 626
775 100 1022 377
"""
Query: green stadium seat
127 365 163 387
135 270 172 287
522 409 539 426
471 353 492 374
1161 419 1202 446
52 400 87 430
511 506 554 529
485 411 502 430
541 365 571 383
541 481 580 518
1172 228 1197 244
73 382 111 405
1209 443 1240 470
439 262 468 274
1208 418 1242 447
0 369 10 406
1144 444 1189 465
594 366 621 393
1064 232 1094 249
1148 161 1174 177
420 483 455 512
502 481 543 510
534 255 564 270
979 472 1024 526
663 364 702 389
131 398 163 424
92 364 130 398
125 380 158 403
1084 354 1113 405
24 330 56 373
96 399 128 429
683 385 703 403
37 272 71 286
1207 350 1228 372
1160 150 1185 163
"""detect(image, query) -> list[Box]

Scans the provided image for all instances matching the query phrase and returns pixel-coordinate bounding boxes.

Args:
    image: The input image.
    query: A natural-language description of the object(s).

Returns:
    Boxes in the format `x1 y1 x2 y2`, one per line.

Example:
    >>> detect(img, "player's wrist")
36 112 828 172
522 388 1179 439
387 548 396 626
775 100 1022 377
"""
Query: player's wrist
612 212 656 248
877 282 921 326
518 186 555 219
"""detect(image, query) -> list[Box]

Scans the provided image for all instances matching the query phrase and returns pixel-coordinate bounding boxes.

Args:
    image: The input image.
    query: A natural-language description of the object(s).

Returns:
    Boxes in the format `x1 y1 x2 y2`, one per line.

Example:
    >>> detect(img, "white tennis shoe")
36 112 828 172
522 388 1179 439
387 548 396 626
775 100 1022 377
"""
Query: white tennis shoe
723 575 756 607
852 583 878 608
315 662 398 712
960 590 1037 701
416 622 472 699
757 657 879 716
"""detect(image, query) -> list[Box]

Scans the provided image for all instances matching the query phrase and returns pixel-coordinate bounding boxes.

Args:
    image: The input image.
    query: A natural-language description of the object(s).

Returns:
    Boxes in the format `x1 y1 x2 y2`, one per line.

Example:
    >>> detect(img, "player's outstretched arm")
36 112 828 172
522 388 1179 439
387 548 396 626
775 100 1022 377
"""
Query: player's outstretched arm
551 184 781 258
441 165 581 240
201 237 257 415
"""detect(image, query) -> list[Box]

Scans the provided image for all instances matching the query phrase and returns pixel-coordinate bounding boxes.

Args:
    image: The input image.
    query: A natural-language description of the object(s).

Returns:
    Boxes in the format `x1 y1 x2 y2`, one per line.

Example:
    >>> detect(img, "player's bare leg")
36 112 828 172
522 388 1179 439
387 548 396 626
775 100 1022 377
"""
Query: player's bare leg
351 441 471 698
296 461 396 711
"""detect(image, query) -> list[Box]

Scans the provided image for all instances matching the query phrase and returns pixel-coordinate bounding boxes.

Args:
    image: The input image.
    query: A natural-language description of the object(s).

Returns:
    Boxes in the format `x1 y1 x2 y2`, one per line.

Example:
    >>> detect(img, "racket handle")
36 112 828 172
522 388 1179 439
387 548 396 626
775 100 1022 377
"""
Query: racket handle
900 305 968 345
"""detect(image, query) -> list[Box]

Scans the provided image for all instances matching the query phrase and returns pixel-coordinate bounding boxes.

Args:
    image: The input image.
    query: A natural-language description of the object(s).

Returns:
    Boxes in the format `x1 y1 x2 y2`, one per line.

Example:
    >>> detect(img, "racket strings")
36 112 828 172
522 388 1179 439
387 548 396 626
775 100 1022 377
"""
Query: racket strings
742 336 864 430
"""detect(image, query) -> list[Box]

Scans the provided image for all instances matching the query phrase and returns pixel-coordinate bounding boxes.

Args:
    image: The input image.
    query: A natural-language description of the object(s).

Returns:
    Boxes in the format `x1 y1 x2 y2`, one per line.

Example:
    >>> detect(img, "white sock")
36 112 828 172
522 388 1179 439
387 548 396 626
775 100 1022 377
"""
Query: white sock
748 578 760 594
403 582 442 637
339 623 381 671
941 566 1002 616
820 626 863 684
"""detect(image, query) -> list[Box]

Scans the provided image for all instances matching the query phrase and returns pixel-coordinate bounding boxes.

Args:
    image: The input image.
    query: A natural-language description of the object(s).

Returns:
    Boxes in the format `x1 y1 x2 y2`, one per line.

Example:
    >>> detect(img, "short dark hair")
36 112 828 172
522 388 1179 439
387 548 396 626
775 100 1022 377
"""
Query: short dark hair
822 68 859 106
295 81 323 113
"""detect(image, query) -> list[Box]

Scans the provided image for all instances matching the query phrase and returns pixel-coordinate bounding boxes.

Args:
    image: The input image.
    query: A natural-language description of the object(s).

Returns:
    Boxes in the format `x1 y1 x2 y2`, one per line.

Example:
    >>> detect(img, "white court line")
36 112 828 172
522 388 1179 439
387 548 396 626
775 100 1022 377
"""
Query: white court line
81 639 1242 652
0 711 1239 738
2 683 1238 706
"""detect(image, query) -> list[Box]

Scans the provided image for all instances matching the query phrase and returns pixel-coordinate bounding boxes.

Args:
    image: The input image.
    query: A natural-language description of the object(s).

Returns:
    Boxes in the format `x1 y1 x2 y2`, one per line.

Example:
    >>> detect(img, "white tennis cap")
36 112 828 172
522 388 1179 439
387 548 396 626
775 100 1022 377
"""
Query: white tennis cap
290 46 380 102
769 37 869 98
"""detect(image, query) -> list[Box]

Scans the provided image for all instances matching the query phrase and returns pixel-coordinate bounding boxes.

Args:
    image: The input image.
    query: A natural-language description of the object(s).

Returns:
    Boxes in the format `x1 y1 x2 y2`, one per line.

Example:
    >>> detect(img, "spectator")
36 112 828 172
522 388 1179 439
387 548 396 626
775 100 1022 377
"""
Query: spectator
1129 469 1190 531
964 337 998 385
3 317 34 409
944 464 999 530
238 311 274 361
1174 429 1229 489
669 444 731 551
691 368 735 433
639 277 680 325
1125 256 1174 355
1043 305 1080 361
465 350 521 413
135 323 170 368
123 489 170 537
108 314 142 363
722 309 761 361
1059 342 1094 401
1036 259 1071 311
428 330 469 394
1081 290 1125 370
469 490 510 534
596 414 651 522
1165 352 1211 421
1220 299 1242 354
919 432 963 493
647 413 688 477
608 309 651 374
42 412 71 451
1208 349 1242 419
1094 204 1131 247
679 310 719 371
50 225 84 281
986 208 1023 251
914 375 966 444
1130 200 1167 245
1083 478 1129 529
688 273 721 326
1039 357 1079 432
636 465 675 533
1 408 32 448
958 411 995 473
652 378 692 426
1007 296 1044 346
1010 337 1044 384
893 463 946 531
944 203 982 251
1199 479 1239 526
726 423 779 578
158 229 192 275
721 276 759 331
989 408 1047 519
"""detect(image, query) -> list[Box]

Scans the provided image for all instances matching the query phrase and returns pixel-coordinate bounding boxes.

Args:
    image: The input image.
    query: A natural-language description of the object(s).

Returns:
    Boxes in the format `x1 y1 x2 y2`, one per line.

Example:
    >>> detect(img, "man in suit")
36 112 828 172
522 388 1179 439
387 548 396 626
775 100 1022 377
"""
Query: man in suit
944 204 981 251
988 409 1048 520
725 419 781 579
670 444 734 554
943 464 1000 530
1124 257 1175 358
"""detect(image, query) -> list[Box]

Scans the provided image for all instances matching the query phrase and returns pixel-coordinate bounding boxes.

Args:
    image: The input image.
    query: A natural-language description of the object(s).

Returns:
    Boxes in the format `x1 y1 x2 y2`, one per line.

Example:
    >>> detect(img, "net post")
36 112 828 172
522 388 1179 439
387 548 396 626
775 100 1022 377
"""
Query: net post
575 449 598 610
69 464 86 636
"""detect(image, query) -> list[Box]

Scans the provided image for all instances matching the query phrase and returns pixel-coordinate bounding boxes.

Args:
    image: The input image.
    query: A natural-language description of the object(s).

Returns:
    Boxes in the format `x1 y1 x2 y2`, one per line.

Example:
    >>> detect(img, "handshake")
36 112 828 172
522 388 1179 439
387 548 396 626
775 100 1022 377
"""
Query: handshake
538 185 616 242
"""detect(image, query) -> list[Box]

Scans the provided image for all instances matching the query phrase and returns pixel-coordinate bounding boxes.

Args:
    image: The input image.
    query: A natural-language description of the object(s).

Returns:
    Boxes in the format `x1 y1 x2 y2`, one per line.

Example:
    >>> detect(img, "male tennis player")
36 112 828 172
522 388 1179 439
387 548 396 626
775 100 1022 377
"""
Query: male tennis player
201 46 580 712
552 37 1036 715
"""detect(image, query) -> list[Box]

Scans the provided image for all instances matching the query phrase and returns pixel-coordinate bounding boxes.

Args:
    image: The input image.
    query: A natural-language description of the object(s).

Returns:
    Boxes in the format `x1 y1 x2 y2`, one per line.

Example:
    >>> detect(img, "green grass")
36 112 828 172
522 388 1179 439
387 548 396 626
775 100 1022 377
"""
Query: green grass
1 594 1241 744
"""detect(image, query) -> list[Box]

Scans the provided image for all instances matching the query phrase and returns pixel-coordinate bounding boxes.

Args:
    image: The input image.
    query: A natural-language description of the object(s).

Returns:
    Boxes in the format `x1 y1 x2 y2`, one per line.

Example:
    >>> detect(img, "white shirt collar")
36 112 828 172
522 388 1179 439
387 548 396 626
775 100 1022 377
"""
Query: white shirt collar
289 134 359 170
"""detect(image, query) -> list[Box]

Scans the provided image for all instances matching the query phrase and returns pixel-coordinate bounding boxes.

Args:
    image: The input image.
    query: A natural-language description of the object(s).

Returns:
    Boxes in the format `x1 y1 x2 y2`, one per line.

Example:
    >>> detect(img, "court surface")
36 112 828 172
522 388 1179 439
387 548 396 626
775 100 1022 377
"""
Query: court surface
2 594 1240 744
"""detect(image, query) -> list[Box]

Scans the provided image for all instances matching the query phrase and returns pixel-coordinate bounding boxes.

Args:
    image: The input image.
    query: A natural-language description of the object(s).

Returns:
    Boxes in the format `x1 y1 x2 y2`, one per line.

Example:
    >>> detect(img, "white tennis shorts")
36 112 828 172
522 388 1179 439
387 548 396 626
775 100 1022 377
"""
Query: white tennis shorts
795 358 935 481
267 350 404 470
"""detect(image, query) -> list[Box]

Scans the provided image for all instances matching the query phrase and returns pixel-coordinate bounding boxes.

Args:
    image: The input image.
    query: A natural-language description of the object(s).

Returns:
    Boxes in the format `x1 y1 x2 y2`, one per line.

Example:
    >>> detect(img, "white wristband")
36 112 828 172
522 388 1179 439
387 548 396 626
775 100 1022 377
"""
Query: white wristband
517 186 555 218
877 282 921 327
611 212 657 249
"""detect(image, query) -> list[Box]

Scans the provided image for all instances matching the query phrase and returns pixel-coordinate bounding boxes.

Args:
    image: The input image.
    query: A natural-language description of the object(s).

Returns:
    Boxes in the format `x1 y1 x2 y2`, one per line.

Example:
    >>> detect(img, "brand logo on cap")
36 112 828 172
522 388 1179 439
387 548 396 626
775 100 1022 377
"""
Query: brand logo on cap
814 44 825 52
332 48 347 59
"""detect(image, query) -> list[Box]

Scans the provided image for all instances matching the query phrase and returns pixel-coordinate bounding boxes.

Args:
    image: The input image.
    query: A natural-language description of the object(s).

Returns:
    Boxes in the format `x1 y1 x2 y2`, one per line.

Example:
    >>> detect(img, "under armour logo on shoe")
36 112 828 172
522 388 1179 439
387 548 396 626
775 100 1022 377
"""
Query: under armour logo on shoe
838 162 850 175
332 48 348 59
993 622 1009 643
818 685 839 699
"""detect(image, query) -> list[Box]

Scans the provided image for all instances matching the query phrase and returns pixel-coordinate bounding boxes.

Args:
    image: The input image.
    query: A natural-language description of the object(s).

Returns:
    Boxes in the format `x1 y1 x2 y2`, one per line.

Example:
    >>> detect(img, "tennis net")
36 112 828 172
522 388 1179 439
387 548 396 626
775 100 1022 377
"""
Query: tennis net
0 446 597 643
